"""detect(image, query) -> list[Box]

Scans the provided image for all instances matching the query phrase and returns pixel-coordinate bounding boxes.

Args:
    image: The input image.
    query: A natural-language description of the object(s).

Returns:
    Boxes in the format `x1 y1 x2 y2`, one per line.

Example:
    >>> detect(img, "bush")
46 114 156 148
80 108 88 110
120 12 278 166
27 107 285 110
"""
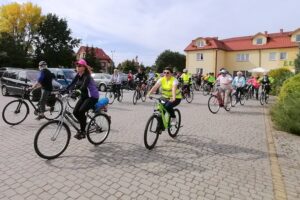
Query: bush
271 73 300 134
268 67 294 95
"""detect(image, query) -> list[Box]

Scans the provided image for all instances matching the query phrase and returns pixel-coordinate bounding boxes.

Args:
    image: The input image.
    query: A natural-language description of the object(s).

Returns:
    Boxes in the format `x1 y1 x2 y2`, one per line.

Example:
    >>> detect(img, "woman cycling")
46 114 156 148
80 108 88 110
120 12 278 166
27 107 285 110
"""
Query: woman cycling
66 59 99 139
147 67 182 125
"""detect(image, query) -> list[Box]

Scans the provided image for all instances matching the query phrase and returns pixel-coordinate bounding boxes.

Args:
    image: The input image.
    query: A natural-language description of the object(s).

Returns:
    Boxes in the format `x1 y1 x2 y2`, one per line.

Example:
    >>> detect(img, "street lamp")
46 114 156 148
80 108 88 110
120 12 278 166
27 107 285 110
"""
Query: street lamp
110 50 115 74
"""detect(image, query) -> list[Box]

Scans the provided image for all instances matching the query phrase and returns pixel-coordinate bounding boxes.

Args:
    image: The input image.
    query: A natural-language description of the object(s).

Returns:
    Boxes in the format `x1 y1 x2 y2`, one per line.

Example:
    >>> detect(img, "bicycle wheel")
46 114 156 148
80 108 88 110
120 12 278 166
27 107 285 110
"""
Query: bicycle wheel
208 95 220 114
117 89 123 102
141 89 147 102
105 91 115 104
203 86 209 96
2 99 29 125
87 113 111 145
225 95 232 111
231 93 238 107
240 94 246 105
260 92 265 105
44 98 63 120
168 109 181 138
34 120 71 159
265 94 269 104
133 90 138 105
185 90 194 103
144 115 160 150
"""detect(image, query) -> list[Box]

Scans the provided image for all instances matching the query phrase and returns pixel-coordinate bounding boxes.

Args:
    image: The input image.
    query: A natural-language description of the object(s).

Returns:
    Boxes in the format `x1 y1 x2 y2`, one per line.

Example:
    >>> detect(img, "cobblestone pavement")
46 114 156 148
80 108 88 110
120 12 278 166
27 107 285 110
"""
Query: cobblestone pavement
0 91 299 200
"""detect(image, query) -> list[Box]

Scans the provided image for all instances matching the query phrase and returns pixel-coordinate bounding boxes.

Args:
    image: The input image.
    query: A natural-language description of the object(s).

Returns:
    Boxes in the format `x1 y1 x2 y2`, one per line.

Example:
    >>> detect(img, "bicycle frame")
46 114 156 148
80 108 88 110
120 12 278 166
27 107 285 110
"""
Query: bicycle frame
154 99 170 129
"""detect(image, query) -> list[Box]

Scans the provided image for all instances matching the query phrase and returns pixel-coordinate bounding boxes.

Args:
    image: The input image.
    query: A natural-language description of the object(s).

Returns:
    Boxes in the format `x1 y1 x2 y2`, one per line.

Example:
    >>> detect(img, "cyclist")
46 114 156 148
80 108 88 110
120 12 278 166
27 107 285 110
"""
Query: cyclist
207 72 216 92
232 71 246 100
110 69 122 98
180 69 191 96
259 72 274 96
216 69 233 107
127 70 134 89
66 59 99 140
147 67 182 125
135 67 147 90
31 61 54 120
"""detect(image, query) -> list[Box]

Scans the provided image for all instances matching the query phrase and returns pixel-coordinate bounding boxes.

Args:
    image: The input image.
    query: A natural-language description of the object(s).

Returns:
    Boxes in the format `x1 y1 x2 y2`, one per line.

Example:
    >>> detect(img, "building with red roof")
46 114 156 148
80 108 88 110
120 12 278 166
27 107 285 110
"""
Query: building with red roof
76 46 112 73
184 28 300 76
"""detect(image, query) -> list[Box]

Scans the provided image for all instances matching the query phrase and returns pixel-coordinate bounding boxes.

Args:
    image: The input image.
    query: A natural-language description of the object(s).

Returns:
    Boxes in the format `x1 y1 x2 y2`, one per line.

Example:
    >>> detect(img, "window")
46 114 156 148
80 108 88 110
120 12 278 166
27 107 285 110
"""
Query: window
196 53 204 61
296 35 300 42
256 38 263 45
197 40 205 47
280 52 287 60
18 71 27 81
236 53 249 62
269 52 276 61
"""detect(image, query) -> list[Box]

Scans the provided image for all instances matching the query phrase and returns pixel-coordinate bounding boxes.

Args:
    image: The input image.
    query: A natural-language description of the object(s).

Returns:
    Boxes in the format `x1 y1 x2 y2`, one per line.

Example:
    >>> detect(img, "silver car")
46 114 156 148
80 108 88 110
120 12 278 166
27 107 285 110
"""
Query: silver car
92 73 112 92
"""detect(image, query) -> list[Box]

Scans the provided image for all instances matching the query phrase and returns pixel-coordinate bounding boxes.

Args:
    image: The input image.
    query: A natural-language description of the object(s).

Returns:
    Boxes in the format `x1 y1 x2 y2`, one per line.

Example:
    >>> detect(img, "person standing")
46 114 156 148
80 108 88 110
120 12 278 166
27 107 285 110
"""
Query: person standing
110 69 122 98
31 61 54 120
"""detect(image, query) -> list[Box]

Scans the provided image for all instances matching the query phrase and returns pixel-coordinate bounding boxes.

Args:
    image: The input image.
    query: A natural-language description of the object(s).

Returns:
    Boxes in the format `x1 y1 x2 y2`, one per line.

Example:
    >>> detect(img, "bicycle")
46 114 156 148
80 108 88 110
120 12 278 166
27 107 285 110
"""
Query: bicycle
259 84 269 105
133 81 147 105
208 88 232 114
181 84 193 103
144 96 181 150
105 83 123 104
2 86 63 125
34 91 111 159
202 82 212 96
231 88 246 107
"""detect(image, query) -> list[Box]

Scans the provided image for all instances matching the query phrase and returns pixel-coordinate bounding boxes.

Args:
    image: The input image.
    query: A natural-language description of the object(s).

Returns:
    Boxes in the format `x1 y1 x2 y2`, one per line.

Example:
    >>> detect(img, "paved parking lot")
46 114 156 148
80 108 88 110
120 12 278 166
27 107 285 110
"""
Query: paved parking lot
0 91 299 200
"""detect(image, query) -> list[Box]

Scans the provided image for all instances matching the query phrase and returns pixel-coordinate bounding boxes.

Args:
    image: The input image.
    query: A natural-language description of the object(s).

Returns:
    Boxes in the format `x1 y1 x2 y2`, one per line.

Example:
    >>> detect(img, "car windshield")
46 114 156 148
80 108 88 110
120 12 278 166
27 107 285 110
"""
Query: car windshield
63 70 76 79
26 71 39 82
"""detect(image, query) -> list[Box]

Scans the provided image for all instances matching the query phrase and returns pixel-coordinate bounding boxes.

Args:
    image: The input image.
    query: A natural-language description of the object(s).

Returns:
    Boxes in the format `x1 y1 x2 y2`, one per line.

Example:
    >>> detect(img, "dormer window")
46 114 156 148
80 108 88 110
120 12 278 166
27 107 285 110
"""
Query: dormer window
197 40 205 47
256 38 263 45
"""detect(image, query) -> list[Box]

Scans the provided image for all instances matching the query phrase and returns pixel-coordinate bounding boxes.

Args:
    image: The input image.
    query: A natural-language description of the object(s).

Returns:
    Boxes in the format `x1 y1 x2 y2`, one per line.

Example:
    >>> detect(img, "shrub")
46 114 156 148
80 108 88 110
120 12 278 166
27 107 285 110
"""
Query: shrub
271 73 300 134
268 67 294 95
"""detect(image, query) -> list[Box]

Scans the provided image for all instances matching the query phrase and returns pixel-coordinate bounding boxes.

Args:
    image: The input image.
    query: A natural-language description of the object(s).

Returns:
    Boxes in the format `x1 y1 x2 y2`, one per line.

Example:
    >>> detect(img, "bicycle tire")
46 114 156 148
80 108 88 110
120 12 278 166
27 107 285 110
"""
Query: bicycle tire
34 120 71 159
86 113 111 145
141 89 147 102
231 93 238 107
185 90 194 103
144 115 160 150
2 99 29 125
105 91 115 104
208 95 220 114
240 95 246 105
168 109 181 138
133 90 138 105
260 92 265 105
44 98 63 120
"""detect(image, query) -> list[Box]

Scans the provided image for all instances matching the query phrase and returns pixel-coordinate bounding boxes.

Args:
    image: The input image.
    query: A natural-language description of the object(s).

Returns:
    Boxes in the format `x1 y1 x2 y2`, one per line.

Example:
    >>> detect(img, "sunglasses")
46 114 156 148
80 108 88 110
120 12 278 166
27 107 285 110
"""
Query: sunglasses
76 64 84 68
163 71 171 74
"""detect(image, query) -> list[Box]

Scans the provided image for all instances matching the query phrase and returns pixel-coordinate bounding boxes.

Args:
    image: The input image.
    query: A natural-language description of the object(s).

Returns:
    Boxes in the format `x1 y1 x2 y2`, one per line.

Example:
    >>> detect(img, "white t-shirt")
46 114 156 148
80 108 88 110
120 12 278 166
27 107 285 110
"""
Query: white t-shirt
217 74 232 85
156 77 179 86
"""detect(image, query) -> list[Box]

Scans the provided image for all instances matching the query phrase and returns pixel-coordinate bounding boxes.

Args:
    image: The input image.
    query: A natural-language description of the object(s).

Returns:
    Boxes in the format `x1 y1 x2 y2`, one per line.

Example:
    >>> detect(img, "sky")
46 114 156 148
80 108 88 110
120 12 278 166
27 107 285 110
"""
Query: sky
1 0 300 66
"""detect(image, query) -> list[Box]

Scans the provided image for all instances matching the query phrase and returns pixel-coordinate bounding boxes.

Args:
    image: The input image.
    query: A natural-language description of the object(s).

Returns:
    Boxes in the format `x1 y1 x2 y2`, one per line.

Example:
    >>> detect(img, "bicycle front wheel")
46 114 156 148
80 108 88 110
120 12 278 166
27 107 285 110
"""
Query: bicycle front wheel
185 90 194 103
240 95 246 105
141 89 147 102
144 115 160 150
87 113 111 145
105 91 115 104
34 120 71 159
2 99 29 125
168 109 181 138
260 93 265 105
208 95 220 114
231 93 238 107
44 98 63 120
133 90 138 105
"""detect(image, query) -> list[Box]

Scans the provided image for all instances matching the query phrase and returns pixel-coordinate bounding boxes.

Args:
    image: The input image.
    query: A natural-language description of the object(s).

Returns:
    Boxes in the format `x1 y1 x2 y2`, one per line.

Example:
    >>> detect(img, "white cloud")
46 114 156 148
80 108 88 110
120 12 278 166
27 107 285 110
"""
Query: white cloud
3 0 300 66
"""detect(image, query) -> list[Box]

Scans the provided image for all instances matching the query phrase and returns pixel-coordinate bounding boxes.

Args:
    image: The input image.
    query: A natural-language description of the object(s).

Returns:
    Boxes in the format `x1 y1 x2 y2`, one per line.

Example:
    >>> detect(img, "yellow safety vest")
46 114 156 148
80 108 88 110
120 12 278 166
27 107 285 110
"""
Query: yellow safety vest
181 73 190 84
161 77 182 99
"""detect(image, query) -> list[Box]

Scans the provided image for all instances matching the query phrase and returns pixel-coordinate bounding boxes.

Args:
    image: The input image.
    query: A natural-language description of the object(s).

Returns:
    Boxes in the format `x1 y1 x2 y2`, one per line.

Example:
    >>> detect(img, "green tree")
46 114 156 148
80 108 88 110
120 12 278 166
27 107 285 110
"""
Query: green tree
295 47 300 74
84 46 102 72
34 13 80 67
118 59 138 73
155 50 186 73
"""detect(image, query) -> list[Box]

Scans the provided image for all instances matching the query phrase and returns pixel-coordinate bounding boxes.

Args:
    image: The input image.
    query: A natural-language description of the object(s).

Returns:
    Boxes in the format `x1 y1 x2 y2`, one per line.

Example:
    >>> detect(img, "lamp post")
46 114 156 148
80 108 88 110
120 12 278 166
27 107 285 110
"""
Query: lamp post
111 50 115 74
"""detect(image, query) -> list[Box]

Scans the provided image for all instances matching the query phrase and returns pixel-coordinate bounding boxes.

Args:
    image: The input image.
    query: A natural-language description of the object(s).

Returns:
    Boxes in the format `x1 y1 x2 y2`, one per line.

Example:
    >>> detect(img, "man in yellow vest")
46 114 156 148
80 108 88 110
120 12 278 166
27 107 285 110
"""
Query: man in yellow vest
180 69 192 96
147 67 182 125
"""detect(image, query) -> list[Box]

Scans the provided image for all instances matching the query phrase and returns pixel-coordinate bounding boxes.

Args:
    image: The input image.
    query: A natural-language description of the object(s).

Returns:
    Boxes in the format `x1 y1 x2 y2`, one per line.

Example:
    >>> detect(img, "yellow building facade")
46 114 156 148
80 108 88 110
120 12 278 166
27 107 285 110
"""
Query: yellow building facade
184 29 300 76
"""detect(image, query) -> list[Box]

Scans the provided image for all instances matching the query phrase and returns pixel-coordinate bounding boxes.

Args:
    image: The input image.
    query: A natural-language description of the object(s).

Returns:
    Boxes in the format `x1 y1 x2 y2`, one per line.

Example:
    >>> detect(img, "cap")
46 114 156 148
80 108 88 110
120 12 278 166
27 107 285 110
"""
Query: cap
76 59 88 66
38 61 47 66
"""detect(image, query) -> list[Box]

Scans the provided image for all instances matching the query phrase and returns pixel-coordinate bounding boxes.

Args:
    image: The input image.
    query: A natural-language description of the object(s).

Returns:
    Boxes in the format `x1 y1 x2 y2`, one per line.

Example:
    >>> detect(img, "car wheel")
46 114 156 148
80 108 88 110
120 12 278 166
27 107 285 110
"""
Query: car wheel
1 86 8 96
99 84 106 92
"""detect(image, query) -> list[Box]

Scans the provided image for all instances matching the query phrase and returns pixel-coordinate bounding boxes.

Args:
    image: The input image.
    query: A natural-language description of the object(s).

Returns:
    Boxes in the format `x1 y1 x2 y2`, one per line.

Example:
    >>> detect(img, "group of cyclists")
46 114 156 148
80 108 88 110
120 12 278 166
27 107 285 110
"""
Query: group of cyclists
23 58 274 142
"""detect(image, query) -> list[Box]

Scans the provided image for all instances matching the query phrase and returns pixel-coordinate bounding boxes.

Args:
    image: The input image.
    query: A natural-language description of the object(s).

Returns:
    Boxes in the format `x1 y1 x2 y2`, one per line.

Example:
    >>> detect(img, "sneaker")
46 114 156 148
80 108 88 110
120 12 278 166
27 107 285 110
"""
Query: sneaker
170 118 177 126
35 115 45 120
74 131 86 140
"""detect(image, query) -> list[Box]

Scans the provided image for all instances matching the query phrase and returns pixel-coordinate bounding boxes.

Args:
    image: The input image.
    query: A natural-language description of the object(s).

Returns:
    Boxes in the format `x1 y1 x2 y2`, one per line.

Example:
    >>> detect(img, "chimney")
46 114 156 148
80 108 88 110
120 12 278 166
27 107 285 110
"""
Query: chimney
280 29 283 33
264 31 268 35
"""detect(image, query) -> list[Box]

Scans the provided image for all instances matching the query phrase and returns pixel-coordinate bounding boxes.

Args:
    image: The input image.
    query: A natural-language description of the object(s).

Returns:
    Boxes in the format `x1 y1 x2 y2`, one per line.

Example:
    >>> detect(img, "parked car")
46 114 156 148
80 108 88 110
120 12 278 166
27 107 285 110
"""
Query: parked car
1 68 62 100
91 73 112 92
48 68 76 88
0 67 22 78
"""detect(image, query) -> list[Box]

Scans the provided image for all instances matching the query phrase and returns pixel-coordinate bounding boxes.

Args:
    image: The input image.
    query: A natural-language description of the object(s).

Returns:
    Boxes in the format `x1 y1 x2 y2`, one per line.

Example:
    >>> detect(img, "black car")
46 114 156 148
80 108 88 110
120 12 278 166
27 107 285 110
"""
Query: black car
1 68 62 100
48 68 76 88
